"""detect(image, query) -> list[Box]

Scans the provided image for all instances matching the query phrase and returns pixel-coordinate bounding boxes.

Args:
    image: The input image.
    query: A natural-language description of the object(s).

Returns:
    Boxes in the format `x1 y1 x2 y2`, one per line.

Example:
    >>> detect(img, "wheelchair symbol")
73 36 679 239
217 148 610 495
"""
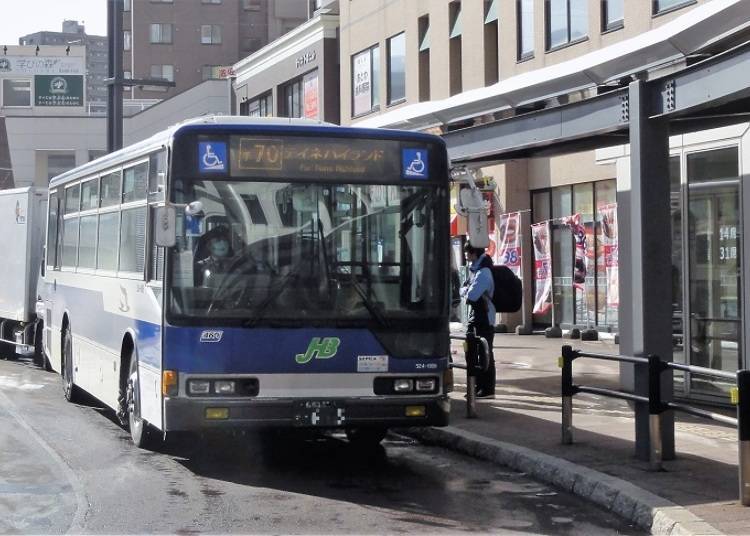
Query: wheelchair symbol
202 144 224 170
406 152 425 175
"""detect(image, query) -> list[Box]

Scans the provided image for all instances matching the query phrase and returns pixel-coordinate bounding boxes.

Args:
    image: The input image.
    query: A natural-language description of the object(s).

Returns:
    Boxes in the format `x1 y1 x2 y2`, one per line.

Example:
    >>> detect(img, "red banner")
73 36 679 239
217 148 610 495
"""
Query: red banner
532 221 552 314
497 211 521 277
563 213 587 291
599 203 619 307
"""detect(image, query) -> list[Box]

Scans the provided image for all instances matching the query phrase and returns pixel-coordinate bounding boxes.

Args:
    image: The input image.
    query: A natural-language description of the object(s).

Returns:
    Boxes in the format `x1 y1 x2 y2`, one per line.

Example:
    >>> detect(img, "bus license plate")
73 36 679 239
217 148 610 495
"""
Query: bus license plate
293 400 345 427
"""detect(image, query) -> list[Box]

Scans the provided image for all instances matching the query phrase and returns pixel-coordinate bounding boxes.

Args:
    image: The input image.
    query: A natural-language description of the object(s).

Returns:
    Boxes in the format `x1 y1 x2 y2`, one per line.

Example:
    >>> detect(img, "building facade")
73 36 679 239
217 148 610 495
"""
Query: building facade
19 21 109 115
232 10 339 124
123 0 310 100
338 0 750 401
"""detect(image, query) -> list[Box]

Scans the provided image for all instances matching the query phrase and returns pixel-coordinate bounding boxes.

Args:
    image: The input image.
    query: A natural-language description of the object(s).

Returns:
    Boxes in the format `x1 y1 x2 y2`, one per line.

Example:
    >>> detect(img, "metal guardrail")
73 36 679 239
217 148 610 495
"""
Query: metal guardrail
450 332 490 419
560 344 750 506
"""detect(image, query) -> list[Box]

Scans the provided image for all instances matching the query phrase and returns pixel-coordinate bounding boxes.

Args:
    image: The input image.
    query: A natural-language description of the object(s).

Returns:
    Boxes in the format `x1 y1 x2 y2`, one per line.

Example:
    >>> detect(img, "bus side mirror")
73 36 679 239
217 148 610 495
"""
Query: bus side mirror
458 188 489 249
155 206 177 247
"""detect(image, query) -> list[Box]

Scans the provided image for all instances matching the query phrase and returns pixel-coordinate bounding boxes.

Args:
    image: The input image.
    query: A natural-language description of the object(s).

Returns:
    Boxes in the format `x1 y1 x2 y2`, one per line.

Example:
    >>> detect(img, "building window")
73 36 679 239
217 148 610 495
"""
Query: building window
281 78 303 118
124 30 131 51
243 0 261 10
150 64 174 82
418 15 430 102
201 25 223 45
352 44 380 117
124 0 131 11
149 23 173 44
150 0 174 3
201 65 220 80
602 0 623 31
546 0 588 50
202 0 222 3
484 0 499 85
449 1 462 96
2 79 31 107
47 153 76 182
517 0 534 60
653 0 694 14
242 92 272 117
387 32 405 104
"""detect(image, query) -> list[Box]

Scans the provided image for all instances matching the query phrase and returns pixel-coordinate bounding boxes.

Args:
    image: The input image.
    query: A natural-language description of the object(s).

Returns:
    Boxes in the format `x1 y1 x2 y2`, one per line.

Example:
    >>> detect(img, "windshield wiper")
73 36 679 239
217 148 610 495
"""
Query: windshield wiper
349 276 390 329
243 270 296 328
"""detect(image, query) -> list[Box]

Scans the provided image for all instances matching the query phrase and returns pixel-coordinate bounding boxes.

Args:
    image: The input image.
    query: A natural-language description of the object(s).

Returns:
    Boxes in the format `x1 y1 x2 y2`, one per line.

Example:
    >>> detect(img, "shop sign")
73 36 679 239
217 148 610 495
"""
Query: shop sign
0 55 84 75
296 50 317 69
34 75 83 107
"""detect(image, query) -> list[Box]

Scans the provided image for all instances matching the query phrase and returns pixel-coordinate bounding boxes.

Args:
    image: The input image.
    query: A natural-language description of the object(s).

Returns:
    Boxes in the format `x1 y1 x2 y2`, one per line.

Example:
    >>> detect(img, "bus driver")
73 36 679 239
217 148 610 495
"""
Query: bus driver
196 228 234 288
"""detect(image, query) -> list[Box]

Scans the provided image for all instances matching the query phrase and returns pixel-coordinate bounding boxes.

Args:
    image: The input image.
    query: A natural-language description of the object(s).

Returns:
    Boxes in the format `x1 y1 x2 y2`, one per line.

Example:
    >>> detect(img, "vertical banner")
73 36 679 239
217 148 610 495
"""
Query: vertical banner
599 203 619 307
497 211 522 277
563 213 587 290
532 222 552 314
303 70 319 119
352 50 371 116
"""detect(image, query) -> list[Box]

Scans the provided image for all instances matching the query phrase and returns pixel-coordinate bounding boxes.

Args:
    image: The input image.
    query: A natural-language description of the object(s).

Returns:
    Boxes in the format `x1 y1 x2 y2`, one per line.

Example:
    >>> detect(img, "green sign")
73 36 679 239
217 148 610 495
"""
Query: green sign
295 337 341 364
35 75 83 107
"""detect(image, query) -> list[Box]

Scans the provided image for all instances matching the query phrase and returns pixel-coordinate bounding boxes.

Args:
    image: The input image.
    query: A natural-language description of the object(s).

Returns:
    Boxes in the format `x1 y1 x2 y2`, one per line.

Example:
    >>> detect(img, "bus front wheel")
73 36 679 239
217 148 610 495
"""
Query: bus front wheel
126 353 155 449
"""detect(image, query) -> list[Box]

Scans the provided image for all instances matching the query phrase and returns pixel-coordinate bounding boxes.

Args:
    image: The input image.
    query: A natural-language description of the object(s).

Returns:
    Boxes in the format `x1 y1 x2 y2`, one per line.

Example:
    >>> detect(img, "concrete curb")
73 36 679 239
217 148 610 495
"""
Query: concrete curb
403 426 722 536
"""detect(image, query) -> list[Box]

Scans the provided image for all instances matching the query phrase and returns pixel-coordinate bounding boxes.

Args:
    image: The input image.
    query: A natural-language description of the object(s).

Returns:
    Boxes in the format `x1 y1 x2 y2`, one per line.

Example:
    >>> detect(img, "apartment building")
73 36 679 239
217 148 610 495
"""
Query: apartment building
339 0 750 401
122 0 310 99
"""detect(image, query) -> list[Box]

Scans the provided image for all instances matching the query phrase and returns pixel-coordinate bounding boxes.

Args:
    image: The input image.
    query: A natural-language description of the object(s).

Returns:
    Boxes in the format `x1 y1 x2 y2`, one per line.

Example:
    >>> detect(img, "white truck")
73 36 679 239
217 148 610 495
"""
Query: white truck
0 187 47 366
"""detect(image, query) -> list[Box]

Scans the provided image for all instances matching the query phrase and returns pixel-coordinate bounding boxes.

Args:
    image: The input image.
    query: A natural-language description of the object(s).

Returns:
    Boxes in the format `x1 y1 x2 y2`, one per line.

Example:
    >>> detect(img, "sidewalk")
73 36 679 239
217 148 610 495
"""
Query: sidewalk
406 333 746 535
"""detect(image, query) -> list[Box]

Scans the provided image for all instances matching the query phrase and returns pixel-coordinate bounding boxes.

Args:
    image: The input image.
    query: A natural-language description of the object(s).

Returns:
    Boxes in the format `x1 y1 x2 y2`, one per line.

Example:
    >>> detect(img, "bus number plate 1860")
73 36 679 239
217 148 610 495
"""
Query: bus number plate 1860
293 400 345 427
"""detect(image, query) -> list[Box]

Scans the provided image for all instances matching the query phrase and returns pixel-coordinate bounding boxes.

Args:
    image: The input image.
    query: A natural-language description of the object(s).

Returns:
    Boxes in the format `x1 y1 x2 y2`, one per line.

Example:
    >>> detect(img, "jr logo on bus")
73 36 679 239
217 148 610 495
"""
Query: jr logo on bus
295 337 341 364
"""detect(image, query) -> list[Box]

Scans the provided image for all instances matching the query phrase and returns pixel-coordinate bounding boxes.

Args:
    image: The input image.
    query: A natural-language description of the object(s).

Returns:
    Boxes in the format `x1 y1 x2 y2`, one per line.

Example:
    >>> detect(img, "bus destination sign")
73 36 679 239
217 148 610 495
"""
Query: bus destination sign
230 136 397 180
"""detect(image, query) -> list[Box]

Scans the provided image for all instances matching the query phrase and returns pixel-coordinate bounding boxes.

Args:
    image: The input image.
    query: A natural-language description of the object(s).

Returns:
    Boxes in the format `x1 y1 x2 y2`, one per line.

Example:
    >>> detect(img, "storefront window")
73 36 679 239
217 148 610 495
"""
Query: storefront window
552 187 573 325
573 183 594 327
595 180 617 329
669 157 683 364
532 190 552 325
686 147 740 396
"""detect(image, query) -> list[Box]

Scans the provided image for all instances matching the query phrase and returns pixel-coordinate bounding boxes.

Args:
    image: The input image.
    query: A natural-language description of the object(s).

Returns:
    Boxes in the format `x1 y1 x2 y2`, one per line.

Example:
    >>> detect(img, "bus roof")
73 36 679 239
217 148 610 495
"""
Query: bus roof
48 115 445 189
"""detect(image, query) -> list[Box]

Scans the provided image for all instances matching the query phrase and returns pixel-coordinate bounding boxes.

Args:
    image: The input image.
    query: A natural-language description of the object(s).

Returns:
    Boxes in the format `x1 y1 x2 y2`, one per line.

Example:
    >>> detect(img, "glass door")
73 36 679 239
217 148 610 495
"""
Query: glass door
686 147 741 398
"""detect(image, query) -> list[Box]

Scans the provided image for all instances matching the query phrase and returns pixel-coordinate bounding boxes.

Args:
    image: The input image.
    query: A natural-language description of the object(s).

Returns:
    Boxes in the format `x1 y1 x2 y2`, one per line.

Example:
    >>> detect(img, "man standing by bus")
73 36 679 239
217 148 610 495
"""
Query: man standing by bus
461 242 496 399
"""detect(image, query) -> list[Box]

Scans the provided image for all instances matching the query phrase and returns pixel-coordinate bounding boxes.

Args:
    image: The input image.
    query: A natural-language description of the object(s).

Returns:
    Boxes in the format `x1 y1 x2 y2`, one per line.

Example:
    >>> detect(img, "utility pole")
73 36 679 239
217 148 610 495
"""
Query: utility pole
106 0 174 153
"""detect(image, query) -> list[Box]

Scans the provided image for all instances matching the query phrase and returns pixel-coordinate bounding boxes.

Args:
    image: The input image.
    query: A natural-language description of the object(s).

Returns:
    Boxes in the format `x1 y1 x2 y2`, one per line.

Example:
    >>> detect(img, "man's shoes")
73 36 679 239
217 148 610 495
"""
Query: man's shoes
475 390 495 399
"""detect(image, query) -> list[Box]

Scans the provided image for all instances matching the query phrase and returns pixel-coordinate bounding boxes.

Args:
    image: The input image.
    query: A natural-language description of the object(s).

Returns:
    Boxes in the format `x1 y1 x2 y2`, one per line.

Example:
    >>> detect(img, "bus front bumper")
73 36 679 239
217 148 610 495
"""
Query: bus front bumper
163 395 450 431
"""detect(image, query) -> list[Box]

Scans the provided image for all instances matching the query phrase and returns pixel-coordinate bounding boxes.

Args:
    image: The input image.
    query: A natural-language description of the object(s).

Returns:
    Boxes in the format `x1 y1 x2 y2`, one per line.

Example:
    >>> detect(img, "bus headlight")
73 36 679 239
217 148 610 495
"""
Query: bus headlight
393 379 414 392
415 378 436 392
188 380 211 395
214 381 235 395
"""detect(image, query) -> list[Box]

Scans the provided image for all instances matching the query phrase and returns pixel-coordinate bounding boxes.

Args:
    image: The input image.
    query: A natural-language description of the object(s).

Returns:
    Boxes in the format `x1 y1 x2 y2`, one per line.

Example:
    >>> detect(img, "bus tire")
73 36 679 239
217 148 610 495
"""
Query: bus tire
345 427 388 447
125 352 156 449
61 329 81 403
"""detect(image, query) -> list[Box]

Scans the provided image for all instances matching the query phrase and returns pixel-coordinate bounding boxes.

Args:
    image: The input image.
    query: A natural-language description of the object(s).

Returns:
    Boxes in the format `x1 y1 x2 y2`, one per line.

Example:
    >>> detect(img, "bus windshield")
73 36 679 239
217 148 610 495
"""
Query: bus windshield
168 177 445 326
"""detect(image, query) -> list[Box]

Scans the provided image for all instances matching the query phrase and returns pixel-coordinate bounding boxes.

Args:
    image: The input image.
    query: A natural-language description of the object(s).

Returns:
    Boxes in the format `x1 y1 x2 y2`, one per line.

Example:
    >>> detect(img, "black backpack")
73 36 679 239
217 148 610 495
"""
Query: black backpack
489 265 523 313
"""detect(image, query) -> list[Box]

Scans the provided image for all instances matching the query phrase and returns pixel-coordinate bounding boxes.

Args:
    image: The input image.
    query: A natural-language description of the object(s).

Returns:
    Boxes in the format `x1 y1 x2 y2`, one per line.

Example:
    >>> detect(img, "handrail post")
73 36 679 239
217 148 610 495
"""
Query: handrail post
648 354 663 471
738 369 750 506
561 345 575 445
465 330 477 418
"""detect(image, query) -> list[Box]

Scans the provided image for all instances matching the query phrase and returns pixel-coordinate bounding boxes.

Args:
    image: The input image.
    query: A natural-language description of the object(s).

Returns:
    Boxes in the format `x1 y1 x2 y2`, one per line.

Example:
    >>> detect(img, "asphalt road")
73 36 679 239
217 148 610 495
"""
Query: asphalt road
0 356 644 535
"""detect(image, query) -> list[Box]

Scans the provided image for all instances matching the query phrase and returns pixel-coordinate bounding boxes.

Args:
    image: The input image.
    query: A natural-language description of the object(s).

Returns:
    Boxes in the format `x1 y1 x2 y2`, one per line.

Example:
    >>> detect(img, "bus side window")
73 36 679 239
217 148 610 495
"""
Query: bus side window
46 192 59 271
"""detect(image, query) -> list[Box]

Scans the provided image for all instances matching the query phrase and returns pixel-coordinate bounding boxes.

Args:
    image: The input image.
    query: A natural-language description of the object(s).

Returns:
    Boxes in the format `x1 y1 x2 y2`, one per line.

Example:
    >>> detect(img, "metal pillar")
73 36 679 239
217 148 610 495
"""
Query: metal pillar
619 80 675 461
107 0 124 153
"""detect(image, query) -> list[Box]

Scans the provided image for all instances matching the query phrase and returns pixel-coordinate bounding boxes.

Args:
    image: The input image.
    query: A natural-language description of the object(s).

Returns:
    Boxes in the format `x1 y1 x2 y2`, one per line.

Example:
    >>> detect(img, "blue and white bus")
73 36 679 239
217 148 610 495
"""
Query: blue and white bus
40 116 452 447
